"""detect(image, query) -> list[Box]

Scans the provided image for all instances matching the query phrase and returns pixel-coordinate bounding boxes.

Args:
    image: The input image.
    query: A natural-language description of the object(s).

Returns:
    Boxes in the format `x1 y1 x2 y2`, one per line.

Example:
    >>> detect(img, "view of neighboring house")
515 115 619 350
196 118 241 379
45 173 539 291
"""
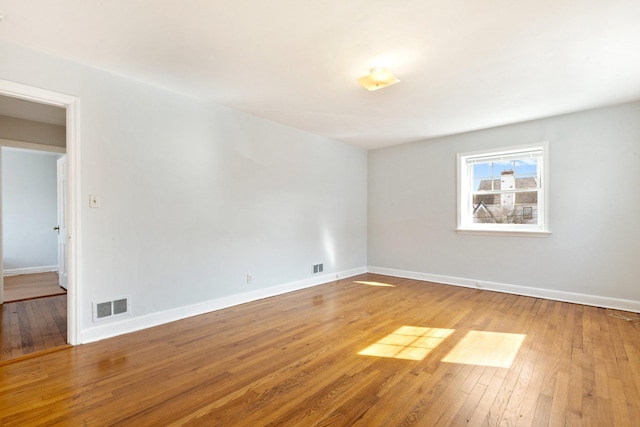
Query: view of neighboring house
473 169 538 224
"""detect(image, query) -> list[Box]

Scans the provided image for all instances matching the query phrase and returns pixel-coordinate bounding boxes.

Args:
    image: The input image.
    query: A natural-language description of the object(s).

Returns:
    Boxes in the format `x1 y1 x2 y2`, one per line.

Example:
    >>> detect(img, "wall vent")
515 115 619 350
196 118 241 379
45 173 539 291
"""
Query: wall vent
93 297 131 321
313 263 324 274
96 301 112 319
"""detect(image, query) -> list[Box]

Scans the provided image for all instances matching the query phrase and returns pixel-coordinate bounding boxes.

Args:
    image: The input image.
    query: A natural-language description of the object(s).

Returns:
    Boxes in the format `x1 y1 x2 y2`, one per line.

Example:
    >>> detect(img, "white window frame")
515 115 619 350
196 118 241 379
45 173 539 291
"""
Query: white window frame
456 142 550 237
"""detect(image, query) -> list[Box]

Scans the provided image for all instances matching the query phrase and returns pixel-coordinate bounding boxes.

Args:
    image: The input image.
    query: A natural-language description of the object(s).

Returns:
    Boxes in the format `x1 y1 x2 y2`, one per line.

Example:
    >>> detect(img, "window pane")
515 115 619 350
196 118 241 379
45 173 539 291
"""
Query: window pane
470 158 539 223
473 191 538 224
473 158 538 191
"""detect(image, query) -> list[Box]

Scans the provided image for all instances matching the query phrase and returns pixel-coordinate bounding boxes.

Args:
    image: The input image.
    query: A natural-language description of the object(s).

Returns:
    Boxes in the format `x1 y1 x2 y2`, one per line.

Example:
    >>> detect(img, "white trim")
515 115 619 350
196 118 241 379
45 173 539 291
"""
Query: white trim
80 266 367 343
367 266 640 313
455 229 551 238
3 265 58 276
66 97 81 346
0 79 81 345
0 138 66 153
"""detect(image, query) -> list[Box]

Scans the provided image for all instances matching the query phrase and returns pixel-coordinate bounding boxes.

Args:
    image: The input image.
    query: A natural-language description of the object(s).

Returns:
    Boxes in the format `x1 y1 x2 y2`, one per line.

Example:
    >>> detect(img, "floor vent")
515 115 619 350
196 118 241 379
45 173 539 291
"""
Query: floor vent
313 263 324 274
93 297 130 321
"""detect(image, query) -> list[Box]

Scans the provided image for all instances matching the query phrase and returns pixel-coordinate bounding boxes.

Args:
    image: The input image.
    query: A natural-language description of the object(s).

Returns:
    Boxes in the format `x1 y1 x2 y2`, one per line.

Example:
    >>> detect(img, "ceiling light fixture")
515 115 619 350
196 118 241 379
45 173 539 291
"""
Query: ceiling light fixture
358 67 400 91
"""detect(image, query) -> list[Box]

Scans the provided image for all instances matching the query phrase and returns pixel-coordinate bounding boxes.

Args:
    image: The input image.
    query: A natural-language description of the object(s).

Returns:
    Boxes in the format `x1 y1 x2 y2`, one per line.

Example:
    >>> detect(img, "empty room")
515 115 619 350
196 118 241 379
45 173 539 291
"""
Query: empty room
1 1 639 425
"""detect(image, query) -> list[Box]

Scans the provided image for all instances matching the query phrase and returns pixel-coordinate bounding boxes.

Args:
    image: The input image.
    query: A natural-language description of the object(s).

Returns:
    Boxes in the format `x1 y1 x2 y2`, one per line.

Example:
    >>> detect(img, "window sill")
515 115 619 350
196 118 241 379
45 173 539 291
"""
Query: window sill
455 228 551 238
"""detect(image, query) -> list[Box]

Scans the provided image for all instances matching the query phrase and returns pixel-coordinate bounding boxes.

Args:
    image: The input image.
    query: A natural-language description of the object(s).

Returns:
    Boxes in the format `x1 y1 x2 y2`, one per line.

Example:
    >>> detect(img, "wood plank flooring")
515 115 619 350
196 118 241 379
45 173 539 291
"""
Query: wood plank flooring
3 272 66 302
0 295 68 362
1 273 639 426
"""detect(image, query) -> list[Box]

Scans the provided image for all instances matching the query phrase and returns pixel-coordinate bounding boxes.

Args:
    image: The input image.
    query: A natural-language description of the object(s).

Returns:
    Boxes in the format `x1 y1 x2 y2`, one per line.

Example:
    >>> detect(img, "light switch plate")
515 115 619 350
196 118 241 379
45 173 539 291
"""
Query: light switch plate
89 194 101 208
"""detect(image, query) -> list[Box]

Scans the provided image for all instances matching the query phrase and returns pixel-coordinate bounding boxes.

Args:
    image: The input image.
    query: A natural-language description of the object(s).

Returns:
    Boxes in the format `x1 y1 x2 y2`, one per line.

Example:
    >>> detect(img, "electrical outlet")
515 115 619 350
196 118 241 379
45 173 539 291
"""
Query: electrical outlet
246 274 252 284
89 194 101 208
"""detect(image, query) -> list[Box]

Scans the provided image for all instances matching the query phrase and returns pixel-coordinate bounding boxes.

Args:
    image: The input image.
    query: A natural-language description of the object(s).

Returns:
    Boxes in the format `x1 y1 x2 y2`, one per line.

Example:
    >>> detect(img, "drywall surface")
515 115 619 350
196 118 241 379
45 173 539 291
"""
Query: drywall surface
2 148 60 270
369 102 640 302
0 42 367 335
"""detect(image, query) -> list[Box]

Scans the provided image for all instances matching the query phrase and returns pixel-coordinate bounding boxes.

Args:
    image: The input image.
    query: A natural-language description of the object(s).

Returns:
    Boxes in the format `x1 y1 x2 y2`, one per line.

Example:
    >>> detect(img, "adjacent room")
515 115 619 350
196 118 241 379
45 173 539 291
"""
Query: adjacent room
0 1 639 425
0 98 68 359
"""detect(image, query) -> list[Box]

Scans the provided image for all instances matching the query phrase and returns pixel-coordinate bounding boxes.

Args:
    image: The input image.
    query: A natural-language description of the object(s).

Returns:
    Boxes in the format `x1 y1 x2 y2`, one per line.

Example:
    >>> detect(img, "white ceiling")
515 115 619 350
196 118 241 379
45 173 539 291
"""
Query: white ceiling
1 0 639 149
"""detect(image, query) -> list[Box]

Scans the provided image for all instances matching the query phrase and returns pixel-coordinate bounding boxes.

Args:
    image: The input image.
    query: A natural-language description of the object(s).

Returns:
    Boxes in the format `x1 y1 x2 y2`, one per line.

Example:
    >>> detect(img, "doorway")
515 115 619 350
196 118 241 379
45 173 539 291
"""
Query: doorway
0 79 80 349
0 107 69 362
2 146 66 302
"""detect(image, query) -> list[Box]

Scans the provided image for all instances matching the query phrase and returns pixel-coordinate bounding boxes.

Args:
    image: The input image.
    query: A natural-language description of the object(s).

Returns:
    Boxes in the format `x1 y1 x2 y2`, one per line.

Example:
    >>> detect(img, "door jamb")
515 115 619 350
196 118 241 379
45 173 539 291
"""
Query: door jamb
0 79 81 345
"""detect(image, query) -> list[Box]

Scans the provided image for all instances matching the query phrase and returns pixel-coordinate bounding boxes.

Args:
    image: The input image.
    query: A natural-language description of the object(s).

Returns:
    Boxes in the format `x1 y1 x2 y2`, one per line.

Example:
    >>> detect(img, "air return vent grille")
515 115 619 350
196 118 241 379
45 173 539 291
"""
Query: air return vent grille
93 297 130 321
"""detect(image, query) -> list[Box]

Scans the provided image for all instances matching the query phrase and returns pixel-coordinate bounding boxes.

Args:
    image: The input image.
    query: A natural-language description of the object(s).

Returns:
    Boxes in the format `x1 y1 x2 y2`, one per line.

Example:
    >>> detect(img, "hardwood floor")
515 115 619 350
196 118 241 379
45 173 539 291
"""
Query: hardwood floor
1 273 639 426
3 272 66 303
0 295 68 362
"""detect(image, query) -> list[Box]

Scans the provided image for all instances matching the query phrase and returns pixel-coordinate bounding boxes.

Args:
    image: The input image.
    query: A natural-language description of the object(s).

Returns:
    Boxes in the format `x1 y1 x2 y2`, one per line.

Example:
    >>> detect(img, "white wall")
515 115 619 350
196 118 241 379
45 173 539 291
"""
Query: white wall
0 41 368 339
369 101 640 307
2 148 60 271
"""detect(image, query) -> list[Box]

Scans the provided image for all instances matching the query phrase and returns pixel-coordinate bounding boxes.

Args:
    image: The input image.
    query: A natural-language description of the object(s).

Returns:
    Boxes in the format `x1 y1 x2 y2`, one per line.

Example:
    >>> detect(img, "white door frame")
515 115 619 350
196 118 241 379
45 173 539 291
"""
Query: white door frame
0 79 81 345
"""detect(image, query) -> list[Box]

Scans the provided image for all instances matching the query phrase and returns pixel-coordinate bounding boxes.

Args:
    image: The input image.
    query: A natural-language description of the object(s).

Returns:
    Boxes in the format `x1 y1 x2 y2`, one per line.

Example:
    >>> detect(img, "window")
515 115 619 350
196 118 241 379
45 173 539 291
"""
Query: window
457 143 549 236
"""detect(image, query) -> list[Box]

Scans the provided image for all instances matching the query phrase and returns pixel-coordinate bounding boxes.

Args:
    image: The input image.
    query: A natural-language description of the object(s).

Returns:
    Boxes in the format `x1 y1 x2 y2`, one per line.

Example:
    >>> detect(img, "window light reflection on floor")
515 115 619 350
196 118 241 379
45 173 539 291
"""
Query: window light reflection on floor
353 281 396 287
358 326 455 361
441 331 525 368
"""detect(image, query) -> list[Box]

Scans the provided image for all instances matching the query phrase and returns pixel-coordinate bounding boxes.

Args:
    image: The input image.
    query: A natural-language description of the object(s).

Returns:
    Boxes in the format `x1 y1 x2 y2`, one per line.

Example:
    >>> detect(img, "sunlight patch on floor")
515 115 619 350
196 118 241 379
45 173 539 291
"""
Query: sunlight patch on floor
353 281 396 287
441 331 525 368
358 326 454 361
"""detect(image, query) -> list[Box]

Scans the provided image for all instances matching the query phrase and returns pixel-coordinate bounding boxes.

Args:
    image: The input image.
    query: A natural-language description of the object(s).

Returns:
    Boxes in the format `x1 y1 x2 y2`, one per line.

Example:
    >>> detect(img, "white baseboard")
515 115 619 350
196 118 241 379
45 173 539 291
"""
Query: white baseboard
367 266 640 313
80 266 367 344
3 265 58 276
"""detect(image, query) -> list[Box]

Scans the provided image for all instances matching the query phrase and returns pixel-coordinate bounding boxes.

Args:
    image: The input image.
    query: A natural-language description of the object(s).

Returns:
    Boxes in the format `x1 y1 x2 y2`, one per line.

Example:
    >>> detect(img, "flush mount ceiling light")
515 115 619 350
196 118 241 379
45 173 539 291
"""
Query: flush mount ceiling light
358 67 400 91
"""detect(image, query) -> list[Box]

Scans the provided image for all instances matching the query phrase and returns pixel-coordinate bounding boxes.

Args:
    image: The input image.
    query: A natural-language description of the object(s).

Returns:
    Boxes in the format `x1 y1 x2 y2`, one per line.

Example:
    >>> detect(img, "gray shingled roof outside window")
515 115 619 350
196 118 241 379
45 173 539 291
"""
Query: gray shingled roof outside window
474 178 538 205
